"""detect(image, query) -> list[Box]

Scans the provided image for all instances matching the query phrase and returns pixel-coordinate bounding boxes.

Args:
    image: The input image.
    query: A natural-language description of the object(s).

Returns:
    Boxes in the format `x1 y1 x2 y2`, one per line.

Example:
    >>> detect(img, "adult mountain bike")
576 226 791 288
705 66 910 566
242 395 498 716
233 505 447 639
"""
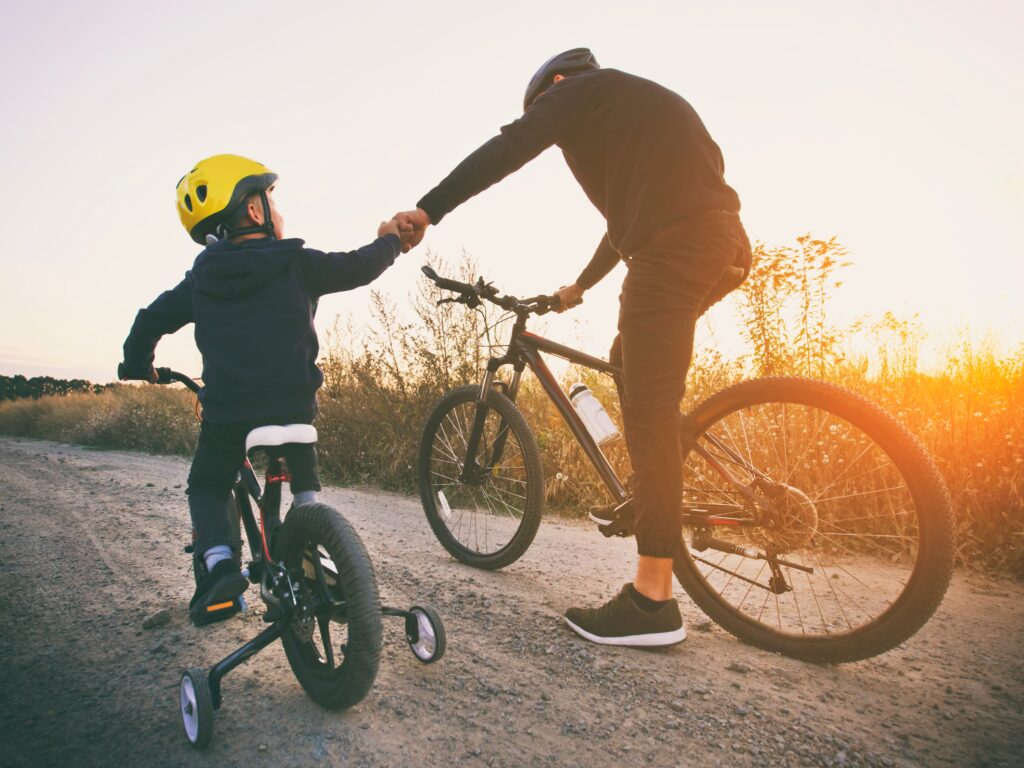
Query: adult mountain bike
415 267 954 663
123 368 446 748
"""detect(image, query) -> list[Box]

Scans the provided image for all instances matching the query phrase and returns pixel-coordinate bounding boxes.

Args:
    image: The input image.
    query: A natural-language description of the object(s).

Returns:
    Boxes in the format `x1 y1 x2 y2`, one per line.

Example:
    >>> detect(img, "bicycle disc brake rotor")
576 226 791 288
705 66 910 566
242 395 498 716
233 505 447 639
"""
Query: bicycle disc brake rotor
754 484 818 554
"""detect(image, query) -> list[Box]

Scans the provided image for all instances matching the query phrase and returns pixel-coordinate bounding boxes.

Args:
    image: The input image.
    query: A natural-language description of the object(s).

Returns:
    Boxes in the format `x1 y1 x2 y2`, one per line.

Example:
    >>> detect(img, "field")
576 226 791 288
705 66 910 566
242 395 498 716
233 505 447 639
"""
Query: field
2 240 1021 575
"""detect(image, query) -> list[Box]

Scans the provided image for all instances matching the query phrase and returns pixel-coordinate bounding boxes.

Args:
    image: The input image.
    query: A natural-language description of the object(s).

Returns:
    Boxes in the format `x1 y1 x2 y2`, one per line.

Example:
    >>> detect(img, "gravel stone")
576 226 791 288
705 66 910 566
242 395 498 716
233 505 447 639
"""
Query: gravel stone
141 609 170 629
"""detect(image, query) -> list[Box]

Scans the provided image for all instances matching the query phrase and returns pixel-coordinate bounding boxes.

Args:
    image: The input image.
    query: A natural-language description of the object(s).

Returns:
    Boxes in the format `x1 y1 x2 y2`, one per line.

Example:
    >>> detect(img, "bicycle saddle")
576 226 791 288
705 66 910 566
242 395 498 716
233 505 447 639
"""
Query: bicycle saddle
245 424 318 454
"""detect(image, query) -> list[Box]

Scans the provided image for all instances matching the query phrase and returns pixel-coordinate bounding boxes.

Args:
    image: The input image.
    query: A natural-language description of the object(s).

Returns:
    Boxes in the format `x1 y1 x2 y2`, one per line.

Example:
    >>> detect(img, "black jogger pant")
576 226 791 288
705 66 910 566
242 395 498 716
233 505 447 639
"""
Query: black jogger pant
609 211 751 558
187 409 321 555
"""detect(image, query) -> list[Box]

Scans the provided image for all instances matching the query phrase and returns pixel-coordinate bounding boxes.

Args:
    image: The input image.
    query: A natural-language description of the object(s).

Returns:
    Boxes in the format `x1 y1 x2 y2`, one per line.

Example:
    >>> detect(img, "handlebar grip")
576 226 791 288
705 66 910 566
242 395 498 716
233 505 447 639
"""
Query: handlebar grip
421 265 477 295
118 361 156 382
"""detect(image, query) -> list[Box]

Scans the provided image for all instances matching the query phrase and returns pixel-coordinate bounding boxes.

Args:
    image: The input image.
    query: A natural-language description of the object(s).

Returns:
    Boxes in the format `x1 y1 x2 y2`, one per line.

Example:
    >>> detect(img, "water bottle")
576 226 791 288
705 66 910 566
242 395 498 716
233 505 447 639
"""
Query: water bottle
569 383 621 446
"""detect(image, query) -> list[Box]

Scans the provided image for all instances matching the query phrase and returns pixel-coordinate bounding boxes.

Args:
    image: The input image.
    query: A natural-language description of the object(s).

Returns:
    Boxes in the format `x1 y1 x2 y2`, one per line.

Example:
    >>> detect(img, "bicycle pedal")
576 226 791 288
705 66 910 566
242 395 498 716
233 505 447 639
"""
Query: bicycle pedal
598 519 635 538
192 596 244 627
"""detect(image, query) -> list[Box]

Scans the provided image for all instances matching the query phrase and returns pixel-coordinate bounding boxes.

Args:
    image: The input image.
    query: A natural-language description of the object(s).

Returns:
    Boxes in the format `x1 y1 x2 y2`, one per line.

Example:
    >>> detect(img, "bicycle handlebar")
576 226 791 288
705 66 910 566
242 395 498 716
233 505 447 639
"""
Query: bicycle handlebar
420 265 563 315
117 363 201 394
157 368 201 393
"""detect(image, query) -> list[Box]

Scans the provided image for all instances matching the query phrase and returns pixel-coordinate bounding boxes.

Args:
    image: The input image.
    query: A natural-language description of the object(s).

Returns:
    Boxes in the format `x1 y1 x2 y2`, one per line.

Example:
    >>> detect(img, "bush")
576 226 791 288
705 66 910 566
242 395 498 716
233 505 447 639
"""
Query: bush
2 243 1021 576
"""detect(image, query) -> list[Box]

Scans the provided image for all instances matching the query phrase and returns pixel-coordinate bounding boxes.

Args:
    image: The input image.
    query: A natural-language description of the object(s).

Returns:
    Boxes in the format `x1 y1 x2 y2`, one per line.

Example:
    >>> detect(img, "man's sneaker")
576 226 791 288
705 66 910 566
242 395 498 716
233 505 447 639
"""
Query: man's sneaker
564 584 686 647
189 559 248 627
589 499 635 537
588 503 618 525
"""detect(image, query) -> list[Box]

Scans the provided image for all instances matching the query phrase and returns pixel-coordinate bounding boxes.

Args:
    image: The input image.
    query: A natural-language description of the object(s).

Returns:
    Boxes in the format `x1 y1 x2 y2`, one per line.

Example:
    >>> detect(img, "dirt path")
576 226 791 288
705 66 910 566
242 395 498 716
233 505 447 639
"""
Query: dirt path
1 436 1021 768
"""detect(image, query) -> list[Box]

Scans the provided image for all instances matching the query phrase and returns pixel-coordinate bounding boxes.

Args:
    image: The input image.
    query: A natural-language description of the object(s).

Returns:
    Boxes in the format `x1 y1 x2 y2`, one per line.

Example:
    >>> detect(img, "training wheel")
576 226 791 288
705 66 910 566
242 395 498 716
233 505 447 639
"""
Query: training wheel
180 667 214 748
406 605 446 664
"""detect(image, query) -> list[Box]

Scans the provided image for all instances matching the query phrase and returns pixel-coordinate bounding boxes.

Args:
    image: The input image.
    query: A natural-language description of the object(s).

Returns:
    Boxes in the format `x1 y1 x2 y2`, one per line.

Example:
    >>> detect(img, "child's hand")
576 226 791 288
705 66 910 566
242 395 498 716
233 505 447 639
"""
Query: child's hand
394 208 431 253
379 216 417 249
379 218 401 240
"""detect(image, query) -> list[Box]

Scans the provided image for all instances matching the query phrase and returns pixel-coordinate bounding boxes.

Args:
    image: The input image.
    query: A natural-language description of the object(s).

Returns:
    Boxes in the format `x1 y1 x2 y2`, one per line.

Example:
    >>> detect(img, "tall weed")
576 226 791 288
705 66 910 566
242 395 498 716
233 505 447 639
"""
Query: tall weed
1 242 1020 575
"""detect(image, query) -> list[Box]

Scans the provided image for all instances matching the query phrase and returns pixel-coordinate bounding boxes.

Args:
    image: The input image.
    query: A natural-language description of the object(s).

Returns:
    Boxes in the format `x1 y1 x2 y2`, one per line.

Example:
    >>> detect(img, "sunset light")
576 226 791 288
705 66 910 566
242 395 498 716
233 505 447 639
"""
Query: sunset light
1 2 1021 767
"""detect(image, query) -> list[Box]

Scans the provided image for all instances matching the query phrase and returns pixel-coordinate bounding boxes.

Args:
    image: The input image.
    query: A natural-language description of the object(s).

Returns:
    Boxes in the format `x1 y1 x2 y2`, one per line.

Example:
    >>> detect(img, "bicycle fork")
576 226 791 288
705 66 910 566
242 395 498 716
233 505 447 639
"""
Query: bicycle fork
459 365 522 483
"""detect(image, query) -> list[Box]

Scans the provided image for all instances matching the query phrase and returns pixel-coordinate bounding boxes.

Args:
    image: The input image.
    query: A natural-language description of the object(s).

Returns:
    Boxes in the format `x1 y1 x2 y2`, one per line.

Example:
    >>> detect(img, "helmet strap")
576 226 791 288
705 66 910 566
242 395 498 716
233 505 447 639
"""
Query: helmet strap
221 190 276 240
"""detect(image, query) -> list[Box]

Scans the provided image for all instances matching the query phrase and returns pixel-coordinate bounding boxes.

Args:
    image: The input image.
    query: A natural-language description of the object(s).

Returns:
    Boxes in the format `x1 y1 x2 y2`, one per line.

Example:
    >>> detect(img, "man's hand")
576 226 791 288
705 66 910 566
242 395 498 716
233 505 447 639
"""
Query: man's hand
379 216 417 250
118 362 158 383
394 208 432 253
553 283 584 312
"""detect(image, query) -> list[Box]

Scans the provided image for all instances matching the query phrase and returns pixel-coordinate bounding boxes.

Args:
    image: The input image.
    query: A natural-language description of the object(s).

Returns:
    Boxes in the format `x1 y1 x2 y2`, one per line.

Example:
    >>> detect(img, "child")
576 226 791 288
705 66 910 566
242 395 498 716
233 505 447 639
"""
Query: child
120 154 412 625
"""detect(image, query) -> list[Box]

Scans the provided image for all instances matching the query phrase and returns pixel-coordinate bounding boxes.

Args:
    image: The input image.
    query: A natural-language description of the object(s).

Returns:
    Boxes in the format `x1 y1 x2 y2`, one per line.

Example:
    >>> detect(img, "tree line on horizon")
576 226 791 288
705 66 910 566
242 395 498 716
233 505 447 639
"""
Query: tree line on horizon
0 374 110 401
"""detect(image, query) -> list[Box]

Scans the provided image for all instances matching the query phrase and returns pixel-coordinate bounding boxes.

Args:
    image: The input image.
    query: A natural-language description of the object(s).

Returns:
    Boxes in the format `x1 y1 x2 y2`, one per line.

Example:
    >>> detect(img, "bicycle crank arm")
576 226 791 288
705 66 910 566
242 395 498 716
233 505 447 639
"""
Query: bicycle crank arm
699 536 815 574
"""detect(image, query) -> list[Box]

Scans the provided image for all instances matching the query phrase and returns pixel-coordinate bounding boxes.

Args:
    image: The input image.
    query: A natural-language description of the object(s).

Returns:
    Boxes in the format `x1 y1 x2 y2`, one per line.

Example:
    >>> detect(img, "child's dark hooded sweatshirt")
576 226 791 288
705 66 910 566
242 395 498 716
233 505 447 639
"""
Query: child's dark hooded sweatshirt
123 234 400 422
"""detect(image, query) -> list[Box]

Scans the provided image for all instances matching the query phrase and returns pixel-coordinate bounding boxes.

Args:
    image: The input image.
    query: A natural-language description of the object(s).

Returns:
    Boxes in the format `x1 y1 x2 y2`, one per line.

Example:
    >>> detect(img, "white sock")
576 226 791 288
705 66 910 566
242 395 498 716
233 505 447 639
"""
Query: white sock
293 490 317 507
204 544 233 571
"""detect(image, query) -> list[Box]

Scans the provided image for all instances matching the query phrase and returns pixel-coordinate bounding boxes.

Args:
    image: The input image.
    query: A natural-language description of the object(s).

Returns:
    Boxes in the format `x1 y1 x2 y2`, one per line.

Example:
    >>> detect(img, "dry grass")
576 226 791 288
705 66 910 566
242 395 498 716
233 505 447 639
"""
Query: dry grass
0 385 198 454
1 245 1021 575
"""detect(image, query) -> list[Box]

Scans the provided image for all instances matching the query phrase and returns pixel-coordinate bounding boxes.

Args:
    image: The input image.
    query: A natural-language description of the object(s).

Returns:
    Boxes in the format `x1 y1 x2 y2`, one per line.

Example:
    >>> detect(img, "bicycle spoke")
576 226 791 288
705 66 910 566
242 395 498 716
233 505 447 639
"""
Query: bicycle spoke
686 396 923 640
428 394 533 556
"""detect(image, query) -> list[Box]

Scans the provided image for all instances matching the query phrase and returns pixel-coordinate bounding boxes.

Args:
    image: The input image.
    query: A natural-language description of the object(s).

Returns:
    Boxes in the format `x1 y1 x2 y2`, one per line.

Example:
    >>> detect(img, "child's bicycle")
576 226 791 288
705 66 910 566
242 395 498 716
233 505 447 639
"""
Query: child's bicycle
416 266 954 663
137 369 446 748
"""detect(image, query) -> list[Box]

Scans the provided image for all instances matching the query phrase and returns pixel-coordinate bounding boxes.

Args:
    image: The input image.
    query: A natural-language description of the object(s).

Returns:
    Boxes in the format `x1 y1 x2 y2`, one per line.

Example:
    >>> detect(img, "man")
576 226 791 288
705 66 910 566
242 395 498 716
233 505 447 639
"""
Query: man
397 48 751 647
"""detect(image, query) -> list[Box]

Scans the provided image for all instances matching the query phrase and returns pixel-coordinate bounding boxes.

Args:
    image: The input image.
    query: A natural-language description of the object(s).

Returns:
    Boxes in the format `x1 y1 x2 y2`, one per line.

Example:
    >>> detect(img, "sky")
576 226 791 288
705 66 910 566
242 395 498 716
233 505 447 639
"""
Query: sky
0 0 1020 381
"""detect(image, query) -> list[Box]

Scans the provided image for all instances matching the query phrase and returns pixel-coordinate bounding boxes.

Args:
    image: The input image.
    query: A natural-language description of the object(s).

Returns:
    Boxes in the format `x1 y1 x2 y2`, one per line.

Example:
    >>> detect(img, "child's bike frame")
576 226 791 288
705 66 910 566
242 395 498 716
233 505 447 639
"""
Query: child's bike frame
140 369 445 748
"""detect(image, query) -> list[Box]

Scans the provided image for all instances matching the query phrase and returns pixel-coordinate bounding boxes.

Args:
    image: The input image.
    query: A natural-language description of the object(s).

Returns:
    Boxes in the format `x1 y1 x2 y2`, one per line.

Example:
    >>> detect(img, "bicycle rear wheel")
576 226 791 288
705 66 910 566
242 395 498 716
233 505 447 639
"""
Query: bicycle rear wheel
277 503 382 708
418 385 544 570
673 377 954 662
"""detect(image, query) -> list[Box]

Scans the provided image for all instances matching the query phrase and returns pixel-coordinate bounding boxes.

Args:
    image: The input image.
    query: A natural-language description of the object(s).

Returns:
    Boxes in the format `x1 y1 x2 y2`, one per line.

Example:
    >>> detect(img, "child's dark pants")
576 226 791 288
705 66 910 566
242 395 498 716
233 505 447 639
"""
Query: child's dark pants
187 409 321 555
608 211 751 559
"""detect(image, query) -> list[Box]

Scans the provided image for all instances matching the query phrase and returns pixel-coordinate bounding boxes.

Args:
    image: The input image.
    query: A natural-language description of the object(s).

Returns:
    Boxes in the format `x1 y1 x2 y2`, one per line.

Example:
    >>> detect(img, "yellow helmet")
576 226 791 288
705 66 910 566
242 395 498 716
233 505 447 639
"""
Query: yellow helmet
175 154 278 244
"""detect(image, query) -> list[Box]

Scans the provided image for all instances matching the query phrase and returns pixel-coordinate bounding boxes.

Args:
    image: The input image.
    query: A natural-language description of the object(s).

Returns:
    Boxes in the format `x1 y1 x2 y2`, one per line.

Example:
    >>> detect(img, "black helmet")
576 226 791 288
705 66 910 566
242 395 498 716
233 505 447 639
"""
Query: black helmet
523 47 600 111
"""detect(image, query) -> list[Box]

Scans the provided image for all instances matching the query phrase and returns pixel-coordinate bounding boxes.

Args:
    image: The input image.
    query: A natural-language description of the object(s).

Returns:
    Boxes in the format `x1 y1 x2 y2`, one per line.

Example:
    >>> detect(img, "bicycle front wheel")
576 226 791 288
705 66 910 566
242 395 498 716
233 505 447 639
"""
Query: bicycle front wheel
277 503 382 709
673 377 954 662
418 385 544 570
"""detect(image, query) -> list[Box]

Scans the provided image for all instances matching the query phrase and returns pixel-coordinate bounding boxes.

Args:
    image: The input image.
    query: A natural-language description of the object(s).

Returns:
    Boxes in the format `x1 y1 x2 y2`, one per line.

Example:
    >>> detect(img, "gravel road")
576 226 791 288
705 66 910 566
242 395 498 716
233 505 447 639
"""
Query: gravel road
1 437 1021 768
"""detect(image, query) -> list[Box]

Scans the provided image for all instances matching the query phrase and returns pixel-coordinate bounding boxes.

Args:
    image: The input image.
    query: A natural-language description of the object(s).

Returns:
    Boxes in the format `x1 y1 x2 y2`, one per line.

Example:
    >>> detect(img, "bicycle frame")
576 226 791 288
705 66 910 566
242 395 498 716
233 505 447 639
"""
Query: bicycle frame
232 457 279 569
462 313 789 535
466 315 630 503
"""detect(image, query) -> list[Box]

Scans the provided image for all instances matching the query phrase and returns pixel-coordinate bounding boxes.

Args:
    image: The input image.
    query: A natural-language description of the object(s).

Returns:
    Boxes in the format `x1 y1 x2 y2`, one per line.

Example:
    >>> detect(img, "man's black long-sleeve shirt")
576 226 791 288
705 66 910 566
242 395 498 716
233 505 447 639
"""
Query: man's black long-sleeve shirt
122 235 400 423
417 68 741 289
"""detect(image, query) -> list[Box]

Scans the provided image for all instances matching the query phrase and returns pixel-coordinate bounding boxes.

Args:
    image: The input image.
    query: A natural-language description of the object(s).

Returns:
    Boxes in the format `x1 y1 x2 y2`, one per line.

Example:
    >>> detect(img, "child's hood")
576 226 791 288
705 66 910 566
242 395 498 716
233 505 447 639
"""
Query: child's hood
189 237 304 300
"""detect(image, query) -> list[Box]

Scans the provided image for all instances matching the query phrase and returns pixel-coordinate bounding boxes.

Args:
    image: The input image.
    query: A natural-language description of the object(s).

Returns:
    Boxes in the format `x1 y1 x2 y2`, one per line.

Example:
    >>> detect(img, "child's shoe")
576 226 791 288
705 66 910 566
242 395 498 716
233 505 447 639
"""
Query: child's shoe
189 560 248 626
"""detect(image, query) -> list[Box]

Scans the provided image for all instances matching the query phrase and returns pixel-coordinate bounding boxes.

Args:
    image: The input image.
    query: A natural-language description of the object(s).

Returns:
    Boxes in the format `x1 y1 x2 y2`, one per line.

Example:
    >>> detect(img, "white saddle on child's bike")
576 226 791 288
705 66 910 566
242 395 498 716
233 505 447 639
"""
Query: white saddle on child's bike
245 424 318 454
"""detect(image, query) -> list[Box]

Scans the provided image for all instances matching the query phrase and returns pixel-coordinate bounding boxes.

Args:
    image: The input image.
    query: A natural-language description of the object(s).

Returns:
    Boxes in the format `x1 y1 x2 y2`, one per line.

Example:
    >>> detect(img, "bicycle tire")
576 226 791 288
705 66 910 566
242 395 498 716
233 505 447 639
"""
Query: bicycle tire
673 376 954 663
277 503 382 709
418 385 544 570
